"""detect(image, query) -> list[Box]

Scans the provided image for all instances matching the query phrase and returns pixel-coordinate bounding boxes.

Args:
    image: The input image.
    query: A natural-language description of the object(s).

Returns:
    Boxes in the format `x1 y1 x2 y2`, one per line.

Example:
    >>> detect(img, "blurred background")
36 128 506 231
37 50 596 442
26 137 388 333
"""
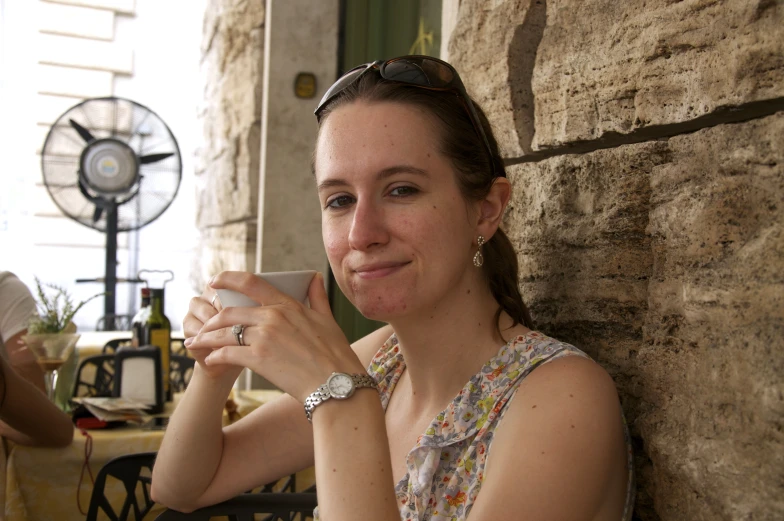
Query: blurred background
0 0 443 336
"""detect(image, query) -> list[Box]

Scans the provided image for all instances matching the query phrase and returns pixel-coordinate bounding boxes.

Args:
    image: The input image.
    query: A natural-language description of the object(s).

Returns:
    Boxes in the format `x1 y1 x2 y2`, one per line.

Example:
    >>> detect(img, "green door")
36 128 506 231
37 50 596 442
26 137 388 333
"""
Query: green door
328 0 442 343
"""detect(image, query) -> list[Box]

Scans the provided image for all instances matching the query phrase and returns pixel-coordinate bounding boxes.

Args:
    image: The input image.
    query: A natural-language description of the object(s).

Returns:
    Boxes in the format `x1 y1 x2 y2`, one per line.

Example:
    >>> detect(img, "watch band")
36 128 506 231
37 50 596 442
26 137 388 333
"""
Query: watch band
304 373 378 423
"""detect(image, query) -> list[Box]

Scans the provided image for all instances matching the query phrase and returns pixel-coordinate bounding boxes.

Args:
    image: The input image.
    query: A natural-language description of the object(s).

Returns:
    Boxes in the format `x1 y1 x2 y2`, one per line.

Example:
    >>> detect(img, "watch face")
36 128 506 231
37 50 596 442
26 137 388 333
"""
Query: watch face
327 373 354 398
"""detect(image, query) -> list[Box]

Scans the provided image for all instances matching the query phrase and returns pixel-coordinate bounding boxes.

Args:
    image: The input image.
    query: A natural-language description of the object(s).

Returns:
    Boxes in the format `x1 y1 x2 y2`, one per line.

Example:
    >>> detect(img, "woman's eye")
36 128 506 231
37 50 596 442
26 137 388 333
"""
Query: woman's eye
326 195 355 209
389 186 419 197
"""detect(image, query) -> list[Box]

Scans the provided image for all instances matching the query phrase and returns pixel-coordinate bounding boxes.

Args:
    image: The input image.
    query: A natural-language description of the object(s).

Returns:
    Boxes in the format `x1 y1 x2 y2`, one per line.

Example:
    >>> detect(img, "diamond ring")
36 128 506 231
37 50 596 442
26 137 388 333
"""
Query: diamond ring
232 324 245 346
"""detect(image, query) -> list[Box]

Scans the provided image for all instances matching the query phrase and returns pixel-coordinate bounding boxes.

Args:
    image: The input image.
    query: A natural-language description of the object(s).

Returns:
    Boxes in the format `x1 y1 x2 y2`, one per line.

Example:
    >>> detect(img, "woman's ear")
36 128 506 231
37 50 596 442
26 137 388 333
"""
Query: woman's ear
477 177 512 237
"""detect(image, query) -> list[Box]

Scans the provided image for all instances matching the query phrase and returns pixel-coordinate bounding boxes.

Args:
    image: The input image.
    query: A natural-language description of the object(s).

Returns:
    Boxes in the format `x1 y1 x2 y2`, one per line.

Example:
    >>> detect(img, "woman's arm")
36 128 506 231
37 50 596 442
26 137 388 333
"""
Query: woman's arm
194 271 401 521
151 286 391 513
465 355 629 521
5 329 46 393
311 385 400 521
0 356 74 447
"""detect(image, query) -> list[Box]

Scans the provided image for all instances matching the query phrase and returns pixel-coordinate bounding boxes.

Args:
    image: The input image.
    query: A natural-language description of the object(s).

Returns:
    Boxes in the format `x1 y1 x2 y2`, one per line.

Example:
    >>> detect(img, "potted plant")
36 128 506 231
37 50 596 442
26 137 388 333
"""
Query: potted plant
23 278 102 401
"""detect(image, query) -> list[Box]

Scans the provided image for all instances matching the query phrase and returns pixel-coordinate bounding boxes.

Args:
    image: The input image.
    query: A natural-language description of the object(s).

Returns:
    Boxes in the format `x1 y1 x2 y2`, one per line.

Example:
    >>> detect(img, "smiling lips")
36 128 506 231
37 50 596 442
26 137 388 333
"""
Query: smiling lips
353 261 411 279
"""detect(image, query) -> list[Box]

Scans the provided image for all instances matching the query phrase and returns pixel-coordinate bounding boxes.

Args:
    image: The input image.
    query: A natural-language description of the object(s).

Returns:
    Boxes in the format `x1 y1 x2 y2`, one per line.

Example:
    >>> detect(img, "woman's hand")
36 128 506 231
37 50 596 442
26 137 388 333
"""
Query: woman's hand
182 284 242 380
184 271 364 403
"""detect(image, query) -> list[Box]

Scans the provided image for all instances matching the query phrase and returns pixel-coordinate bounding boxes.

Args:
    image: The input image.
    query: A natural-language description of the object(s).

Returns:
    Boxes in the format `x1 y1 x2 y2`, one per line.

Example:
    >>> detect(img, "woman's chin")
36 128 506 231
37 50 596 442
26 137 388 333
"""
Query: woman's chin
353 296 411 323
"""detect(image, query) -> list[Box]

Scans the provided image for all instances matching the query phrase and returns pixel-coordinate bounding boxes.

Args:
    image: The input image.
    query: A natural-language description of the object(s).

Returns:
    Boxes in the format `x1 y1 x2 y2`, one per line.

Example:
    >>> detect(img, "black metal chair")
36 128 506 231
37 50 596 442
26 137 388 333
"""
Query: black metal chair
86 451 157 521
97 314 135 331
169 355 195 394
74 354 116 397
87 450 310 521
76 352 195 399
171 338 186 356
105 338 187 356
104 338 134 354
154 491 317 521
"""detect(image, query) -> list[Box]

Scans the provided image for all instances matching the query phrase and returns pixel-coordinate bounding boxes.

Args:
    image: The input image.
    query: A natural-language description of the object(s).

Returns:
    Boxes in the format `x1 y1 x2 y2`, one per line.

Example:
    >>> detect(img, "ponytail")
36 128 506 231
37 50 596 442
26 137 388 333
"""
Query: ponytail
484 228 534 337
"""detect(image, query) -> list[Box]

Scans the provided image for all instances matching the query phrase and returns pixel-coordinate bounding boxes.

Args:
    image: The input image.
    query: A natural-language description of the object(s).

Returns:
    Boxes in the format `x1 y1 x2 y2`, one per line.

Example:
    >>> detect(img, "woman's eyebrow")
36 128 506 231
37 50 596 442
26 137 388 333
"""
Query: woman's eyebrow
317 165 429 192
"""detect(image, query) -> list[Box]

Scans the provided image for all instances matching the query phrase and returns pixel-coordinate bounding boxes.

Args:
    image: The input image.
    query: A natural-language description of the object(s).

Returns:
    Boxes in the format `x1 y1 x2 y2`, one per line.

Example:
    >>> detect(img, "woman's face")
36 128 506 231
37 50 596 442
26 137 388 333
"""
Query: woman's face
314 101 480 321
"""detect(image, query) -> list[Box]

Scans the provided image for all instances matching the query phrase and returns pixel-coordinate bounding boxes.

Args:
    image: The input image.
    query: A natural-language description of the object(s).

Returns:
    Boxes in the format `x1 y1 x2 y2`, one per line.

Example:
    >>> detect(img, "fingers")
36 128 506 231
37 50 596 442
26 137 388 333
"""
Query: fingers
209 291 222 311
307 273 331 315
183 285 222 337
186 324 241 351
204 345 253 368
209 271 292 307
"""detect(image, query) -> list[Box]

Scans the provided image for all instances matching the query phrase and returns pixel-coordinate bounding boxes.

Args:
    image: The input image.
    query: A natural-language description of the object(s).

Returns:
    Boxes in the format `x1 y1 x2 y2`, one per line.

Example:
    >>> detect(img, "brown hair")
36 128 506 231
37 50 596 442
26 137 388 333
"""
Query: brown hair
316 72 533 334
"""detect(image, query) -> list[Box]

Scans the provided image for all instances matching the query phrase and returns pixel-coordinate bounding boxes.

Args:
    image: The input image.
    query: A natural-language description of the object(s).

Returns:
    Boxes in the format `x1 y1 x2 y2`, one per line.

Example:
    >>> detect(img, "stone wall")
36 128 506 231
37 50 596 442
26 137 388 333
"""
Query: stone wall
193 0 265 288
451 1 783 520
193 0 337 292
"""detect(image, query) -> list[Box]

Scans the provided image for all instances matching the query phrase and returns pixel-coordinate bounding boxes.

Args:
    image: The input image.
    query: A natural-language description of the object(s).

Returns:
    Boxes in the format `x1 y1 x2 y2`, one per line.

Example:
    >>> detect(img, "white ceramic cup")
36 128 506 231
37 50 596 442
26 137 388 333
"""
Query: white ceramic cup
215 270 318 307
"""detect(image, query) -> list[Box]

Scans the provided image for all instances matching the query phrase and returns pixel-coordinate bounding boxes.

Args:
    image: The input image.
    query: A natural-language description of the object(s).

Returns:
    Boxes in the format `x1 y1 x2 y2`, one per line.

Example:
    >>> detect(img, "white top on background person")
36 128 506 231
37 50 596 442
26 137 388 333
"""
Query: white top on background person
0 271 45 391
0 271 73 447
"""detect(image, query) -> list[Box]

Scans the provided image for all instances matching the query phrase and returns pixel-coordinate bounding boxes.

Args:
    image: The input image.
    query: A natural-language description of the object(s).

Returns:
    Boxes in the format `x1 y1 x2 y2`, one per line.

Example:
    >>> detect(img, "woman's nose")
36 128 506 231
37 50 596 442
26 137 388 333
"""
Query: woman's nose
348 198 389 251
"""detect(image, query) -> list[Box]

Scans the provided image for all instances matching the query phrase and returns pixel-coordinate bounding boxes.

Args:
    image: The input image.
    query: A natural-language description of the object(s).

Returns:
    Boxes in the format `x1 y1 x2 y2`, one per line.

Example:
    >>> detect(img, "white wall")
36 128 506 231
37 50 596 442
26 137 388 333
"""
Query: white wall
0 0 204 332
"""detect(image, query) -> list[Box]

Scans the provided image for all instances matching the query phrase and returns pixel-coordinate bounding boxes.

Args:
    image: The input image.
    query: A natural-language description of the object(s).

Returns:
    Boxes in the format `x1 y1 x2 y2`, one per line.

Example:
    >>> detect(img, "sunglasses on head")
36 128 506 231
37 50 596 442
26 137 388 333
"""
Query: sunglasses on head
314 55 501 178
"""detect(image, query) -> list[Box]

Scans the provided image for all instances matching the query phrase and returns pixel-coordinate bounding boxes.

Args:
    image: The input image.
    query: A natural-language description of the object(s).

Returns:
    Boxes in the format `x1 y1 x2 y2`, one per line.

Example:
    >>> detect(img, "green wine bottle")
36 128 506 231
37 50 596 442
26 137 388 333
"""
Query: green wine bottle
131 287 151 348
143 288 171 400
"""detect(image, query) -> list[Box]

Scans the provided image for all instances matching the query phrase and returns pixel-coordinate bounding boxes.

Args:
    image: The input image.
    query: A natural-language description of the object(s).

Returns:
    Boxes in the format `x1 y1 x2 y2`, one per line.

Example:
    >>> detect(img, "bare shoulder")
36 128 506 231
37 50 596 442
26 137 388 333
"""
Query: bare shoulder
350 324 394 369
468 354 629 521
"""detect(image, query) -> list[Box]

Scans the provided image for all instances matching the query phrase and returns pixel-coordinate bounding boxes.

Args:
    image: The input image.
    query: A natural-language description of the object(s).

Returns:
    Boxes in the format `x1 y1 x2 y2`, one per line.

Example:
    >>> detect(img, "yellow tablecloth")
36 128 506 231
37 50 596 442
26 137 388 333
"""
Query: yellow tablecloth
2 389 303 521
4 425 166 521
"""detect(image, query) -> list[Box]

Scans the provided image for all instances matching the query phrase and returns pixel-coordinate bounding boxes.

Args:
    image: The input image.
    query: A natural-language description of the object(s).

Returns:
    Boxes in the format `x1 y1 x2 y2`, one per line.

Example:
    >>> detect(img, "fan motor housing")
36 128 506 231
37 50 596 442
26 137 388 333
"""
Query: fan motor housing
80 138 139 196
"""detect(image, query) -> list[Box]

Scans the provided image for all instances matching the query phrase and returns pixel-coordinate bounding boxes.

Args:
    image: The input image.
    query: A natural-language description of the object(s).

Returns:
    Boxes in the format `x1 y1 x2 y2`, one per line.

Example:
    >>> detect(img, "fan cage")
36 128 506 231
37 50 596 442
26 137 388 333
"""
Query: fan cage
40 97 183 232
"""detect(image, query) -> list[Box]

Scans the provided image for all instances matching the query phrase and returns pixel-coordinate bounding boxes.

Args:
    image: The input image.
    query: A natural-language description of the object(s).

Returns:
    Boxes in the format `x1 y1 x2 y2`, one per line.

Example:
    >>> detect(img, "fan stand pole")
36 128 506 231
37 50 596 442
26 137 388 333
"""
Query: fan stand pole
104 200 119 331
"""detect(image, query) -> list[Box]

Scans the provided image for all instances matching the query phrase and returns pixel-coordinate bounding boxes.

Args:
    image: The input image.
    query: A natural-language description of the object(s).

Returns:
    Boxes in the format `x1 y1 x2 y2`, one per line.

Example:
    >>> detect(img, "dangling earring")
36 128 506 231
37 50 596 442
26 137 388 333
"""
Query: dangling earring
473 235 485 268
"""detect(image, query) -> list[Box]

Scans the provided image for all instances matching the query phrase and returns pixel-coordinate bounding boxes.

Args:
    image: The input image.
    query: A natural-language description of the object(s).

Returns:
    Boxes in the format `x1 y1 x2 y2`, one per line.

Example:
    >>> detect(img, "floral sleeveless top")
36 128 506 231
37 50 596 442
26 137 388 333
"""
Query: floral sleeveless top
314 330 635 521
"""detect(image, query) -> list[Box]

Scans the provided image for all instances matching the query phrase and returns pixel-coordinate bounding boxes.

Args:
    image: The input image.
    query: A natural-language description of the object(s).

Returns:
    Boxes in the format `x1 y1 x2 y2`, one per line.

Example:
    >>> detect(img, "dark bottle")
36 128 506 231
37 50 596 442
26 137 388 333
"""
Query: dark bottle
142 288 172 400
130 287 151 348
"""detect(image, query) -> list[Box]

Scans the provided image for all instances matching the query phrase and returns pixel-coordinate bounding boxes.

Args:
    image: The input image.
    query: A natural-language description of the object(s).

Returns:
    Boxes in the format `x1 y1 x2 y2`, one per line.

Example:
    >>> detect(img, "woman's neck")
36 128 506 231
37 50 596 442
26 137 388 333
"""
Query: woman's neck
386 275 527 411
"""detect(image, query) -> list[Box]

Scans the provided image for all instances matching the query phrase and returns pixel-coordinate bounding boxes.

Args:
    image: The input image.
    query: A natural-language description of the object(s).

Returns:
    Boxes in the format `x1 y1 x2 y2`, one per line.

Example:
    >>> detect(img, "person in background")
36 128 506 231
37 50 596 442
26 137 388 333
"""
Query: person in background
0 271 73 447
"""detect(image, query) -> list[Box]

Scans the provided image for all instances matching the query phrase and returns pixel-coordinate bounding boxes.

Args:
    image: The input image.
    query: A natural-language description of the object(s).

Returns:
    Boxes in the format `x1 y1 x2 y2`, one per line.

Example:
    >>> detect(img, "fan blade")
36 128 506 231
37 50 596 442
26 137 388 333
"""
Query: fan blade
69 119 96 143
139 152 174 164
93 205 104 223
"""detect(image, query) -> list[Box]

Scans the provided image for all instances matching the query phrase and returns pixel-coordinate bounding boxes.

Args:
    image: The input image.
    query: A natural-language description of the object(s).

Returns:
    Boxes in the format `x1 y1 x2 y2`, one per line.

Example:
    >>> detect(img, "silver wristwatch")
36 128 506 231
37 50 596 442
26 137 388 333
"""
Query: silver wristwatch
304 372 378 423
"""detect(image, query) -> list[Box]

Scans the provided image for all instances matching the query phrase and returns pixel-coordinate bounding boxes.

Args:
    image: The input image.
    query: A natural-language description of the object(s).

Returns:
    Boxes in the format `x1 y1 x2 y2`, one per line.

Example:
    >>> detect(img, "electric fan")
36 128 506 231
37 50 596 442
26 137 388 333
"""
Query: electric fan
40 97 182 328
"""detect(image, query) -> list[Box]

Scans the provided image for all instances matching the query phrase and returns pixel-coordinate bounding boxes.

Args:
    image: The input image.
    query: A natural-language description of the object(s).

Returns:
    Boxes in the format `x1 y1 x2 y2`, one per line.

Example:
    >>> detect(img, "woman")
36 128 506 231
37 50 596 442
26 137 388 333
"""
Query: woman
152 56 633 521
0 271 73 447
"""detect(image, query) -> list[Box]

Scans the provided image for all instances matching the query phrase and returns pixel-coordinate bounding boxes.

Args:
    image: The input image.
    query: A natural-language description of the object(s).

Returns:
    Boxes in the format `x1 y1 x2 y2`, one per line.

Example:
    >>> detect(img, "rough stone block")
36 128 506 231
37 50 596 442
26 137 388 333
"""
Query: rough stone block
448 0 543 156
196 0 264 228
195 124 260 228
507 113 783 520
190 221 257 292
531 0 784 150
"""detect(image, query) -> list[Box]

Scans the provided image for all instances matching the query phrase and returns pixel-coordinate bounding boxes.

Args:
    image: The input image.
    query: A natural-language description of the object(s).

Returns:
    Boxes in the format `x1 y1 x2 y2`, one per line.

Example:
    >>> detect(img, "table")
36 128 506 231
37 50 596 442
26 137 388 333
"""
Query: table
2 390 309 521
4 424 167 521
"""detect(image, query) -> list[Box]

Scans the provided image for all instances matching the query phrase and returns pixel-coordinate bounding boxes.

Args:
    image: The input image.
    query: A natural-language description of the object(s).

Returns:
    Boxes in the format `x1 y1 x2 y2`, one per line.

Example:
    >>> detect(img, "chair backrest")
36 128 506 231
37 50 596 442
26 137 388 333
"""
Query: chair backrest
74 354 115 398
169 355 195 394
75 353 195 399
153 492 317 521
96 314 135 331
103 338 134 354
87 451 157 521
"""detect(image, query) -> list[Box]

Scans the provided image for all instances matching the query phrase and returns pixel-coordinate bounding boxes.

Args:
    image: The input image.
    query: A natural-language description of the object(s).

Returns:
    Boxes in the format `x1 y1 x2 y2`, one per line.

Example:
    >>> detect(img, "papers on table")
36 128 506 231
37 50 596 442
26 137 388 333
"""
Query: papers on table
73 397 153 423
